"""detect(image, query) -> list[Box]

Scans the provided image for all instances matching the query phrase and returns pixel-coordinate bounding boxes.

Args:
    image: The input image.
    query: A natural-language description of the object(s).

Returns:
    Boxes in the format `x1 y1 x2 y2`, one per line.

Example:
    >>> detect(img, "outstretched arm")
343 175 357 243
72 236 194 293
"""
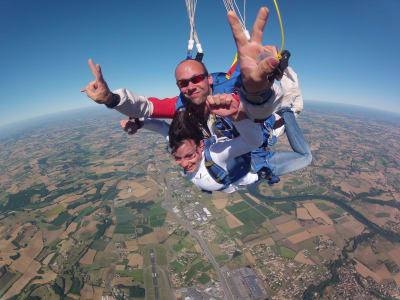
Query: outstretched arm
81 59 178 119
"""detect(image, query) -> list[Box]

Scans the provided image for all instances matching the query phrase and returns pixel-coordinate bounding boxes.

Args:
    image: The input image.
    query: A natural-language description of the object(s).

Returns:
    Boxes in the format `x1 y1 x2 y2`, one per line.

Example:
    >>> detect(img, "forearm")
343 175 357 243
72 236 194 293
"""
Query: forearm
142 119 170 140
110 89 154 119
239 67 303 120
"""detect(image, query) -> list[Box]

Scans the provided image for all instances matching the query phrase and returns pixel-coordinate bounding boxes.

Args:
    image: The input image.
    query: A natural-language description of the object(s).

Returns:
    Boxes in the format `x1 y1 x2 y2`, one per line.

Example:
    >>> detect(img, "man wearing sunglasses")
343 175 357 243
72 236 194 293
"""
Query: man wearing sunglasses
82 8 302 132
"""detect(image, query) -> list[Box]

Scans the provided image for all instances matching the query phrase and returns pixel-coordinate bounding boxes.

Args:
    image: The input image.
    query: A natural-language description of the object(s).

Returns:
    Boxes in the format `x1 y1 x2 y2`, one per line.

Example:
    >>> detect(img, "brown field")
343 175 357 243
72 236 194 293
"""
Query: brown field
354 259 382 283
61 222 78 239
69 202 92 215
288 231 313 244
245 251 256 265
11 231 43 273
245 193 262 204
0 251 15 267
248 237 275 248
87 187 97 194
105 225 115 238
125 240 139 251
112 277 135 286
116 265 125 270
212 197 229 210
0 224 24 250
59 238 74 255
388 247 400 267
128 253 143 268
296 207 313 220
235 238 243 247
67 293 80 299
309 225 335 236
3 260 41 299
165 212 178 224
352 246 378 269
276 220 302 235
270 215 294 226
93 287 103 300
129 181 152 198
80 283 94 300
294 251 315 265
224 209 244 228
42 227 65 245
80 249 97 264
339 178 371 194
335 219 364 239
42 253 56 265
194 244 202 253
376 264 392 280
303 202 333 225
32 270 57 284
138 232 158 244
154 227 168 243
18 226 37 246
77 219 100 235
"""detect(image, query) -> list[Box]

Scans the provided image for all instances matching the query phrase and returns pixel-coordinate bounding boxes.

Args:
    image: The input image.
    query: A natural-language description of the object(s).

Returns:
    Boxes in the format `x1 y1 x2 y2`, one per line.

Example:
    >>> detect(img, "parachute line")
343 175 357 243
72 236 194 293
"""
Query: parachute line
185 0 203 58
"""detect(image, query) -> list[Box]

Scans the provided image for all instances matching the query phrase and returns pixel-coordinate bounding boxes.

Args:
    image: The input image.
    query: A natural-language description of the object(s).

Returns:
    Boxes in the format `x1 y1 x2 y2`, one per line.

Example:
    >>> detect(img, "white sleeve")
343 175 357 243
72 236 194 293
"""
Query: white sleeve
239 66 302 120
209 119 263 170
280 67 303 115
142 119 170 141
112 88 154 119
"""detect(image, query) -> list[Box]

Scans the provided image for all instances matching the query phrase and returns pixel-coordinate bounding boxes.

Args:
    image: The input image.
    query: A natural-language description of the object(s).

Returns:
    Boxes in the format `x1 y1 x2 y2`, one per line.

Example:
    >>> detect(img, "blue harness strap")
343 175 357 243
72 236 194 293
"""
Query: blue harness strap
203 137 251 191
201 115 280 192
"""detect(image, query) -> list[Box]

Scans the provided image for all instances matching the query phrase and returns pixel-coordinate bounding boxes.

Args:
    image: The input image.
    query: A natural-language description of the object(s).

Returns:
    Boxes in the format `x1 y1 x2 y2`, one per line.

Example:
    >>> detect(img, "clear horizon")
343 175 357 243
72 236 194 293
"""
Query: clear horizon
1 0 399 126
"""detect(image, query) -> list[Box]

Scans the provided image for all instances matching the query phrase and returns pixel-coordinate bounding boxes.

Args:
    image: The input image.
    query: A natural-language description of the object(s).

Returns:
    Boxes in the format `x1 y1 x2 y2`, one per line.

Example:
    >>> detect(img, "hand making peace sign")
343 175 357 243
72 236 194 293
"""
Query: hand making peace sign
227 7 280 94
81 59 113 105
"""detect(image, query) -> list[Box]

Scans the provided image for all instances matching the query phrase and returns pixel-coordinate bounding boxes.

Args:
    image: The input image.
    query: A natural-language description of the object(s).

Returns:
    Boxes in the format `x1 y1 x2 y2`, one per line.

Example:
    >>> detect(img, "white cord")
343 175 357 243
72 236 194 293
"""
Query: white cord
222 0 249 41
185 0 203 53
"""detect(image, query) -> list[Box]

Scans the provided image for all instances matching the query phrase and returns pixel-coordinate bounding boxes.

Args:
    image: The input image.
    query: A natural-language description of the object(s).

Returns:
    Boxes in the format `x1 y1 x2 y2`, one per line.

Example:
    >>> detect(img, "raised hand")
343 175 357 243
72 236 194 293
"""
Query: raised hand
81 58 113 105
227 7 280 93
206 94 246 121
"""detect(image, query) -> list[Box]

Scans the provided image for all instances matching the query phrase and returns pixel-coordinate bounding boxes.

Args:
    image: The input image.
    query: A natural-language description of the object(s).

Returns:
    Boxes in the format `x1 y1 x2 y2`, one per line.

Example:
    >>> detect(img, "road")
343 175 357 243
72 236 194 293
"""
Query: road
157 162 235 300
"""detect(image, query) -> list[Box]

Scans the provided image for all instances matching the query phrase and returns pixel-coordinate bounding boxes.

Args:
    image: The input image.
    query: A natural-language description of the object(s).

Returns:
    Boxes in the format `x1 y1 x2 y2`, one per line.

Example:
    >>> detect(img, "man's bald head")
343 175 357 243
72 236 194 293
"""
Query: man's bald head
175 59 208 79
174 59 213 105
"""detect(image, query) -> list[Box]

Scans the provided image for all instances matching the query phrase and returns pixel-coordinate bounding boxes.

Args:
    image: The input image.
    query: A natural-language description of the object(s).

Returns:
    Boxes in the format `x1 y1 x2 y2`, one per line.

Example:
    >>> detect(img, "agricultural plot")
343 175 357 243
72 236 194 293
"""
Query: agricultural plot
128 253 143 268
80 249 97 264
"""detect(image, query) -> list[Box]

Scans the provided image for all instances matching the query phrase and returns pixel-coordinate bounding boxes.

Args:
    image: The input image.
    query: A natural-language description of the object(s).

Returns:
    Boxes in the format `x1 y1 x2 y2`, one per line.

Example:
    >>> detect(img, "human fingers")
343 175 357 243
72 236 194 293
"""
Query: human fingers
217 94 232 106
256 56 280 83
250 7 269 44
263 45 278 57
88 58 100 80
120 120 128 131
227 11 248 50
96 64 105 81
206 95 216 107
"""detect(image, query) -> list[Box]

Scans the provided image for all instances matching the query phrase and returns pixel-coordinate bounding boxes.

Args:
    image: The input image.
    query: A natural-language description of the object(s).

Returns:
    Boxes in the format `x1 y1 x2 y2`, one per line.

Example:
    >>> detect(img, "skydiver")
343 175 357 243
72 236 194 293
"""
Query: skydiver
81 7 302 135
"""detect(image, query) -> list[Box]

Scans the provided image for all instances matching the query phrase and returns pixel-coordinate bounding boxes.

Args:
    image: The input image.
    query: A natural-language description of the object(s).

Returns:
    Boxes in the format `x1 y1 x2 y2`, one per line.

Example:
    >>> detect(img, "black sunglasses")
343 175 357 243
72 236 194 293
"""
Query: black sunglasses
176 73 208 88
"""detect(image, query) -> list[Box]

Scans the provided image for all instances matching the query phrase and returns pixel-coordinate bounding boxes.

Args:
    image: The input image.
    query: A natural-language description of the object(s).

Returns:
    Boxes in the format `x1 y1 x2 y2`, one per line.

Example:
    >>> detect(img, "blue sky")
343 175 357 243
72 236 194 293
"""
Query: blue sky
1 0 399 126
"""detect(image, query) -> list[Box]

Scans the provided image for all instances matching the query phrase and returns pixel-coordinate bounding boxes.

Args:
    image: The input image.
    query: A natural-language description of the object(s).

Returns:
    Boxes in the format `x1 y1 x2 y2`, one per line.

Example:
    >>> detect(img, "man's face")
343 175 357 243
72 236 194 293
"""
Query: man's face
175 60 213 105
172 139 204 173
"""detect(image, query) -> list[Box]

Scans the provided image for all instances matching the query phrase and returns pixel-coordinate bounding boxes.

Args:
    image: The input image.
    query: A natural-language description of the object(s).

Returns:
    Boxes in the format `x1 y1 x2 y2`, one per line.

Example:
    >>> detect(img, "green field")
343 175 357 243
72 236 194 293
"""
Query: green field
279 246 297 259
116 269 144 283
226 201 250 214
170 260 186 272
235 208 265 226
